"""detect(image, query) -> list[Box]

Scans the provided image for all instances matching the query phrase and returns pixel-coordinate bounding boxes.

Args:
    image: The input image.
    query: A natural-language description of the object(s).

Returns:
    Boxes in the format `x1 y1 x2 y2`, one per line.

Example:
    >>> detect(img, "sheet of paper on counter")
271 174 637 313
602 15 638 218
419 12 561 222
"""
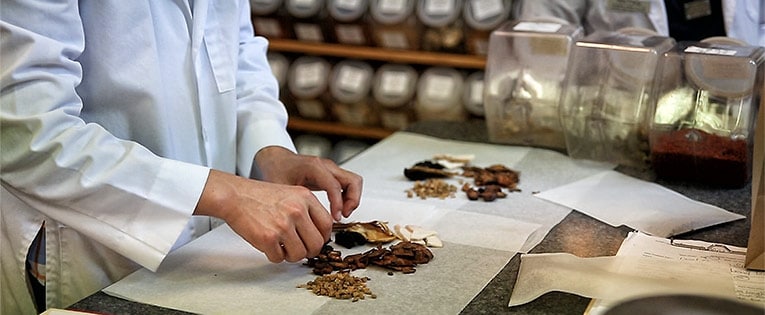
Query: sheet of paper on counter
103 197 533 314
534 170 744 237
508 232 765 313
340 132 615 252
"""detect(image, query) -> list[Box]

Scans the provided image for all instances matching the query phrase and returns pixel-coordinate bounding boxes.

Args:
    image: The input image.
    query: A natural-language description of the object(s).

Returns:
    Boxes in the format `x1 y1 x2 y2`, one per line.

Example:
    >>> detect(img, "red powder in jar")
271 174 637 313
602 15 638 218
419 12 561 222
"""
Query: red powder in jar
651 129 750 187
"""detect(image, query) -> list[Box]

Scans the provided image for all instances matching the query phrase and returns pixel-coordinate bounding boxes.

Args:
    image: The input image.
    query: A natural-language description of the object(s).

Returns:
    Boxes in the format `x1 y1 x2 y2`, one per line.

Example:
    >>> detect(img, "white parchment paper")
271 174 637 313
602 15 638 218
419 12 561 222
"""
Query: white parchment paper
534 170 745 237
340 132 615 251
103 197 529 314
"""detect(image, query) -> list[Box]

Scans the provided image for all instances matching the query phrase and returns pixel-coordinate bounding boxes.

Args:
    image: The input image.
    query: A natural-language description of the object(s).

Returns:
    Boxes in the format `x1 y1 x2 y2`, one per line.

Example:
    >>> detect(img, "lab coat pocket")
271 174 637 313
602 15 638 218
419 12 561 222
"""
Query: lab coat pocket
203 6 236 93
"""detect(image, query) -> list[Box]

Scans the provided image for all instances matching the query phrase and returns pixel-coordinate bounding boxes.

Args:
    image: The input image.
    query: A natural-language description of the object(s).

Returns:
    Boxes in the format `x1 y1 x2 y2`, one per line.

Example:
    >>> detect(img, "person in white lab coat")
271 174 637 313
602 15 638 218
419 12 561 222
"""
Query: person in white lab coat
0 1 363 314
518 0 764 46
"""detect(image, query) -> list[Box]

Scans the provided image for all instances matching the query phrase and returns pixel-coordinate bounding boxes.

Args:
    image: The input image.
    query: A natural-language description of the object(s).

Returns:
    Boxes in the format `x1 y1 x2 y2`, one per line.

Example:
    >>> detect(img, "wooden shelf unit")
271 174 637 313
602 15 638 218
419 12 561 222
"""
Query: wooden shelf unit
268 39 487 70
287 117 394 139
269 39 487 140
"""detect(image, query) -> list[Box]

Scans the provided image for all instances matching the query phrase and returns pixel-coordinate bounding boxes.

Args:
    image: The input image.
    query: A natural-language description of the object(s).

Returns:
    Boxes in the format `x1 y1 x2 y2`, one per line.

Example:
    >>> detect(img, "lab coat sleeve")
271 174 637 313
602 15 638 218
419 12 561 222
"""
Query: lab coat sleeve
235 0 297 178
0 1 207 271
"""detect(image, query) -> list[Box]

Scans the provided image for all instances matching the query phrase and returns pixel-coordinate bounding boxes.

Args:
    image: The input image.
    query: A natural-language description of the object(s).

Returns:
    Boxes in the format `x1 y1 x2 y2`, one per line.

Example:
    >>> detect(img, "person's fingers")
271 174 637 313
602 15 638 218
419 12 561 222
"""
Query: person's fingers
295 211 330 258
260 232 286 263
279 229 308 263
322 161 363 218
305 196 334 242
306 162 345 221
340 173 362 218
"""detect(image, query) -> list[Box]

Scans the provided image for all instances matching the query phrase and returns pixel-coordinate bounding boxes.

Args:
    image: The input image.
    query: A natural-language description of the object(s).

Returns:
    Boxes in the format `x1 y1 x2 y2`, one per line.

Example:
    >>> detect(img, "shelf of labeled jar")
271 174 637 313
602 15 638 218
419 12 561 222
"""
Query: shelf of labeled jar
287 117 394 140
268 39 487 70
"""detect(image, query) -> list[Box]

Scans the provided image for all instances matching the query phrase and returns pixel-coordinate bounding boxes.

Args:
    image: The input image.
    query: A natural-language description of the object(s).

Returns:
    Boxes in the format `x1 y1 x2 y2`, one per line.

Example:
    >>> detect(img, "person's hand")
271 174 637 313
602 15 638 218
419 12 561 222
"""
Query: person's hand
254 146 363 221
195 169 334 263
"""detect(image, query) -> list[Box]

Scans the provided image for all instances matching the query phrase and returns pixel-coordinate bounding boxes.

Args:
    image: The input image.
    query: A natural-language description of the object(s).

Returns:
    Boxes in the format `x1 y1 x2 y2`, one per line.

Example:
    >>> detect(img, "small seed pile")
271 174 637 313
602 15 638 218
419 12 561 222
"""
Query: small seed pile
297 271 376 302
405 178 458 199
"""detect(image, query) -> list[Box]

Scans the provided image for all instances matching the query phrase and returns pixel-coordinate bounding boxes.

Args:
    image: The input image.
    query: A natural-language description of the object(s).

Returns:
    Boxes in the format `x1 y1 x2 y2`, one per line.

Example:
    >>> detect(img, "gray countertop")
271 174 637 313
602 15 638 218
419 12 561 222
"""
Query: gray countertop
69 120 753 315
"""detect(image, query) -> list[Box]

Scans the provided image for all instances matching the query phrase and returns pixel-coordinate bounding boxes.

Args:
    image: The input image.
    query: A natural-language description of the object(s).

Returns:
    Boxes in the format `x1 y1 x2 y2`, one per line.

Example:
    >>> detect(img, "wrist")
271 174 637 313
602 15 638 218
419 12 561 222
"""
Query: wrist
194 169 236 220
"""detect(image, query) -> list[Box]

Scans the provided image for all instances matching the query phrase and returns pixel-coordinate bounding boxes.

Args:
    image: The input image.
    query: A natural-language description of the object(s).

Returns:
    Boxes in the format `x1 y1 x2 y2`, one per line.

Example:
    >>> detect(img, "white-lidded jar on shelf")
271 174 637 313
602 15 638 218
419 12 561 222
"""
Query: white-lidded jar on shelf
251 0 292 39
417 0 465 53
462 70 485 117
415 66 467 121
329 59 377 126
327 0 372 45
286 0 334 42
369 0 422 50
463 0 513 55
287 56 333 120
372 63 419 130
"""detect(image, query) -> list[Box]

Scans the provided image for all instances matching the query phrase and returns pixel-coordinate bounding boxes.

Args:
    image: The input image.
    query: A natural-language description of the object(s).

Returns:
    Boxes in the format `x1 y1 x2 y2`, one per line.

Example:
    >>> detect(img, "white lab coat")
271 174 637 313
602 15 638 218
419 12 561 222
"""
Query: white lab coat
518 0 765 46
0 0 295 313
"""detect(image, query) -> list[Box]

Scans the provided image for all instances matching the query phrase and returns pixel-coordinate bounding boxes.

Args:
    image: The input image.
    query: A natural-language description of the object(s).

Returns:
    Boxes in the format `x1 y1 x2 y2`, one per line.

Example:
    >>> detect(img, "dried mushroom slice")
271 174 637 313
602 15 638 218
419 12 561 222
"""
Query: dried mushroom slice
333 221 398 245
404 161 455 180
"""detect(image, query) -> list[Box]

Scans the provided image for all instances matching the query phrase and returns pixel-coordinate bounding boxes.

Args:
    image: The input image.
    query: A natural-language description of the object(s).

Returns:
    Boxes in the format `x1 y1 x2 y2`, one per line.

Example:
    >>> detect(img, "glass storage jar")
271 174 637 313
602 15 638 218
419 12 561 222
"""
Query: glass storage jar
287 56 333 121
329 59 377 126
372 63 419 130
484 19 582 150
559 28 675 167
369 0 422 50
649 39 764 187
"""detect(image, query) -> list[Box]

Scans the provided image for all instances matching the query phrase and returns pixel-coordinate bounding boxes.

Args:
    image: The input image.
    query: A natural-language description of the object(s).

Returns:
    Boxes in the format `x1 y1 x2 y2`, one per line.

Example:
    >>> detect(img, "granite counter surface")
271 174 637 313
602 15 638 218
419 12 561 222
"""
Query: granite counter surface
69 120 753 315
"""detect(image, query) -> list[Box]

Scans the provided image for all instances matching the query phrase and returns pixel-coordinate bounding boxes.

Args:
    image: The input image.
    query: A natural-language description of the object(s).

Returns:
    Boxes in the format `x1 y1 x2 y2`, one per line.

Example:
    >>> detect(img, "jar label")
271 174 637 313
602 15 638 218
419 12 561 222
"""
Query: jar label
295 62 324 88
425 75 455 100
472 0 504 21
338 66 368 92
336 24 366 45
294 23 324 42
336 0 362 10
381 71 410 95
685 46 738 56
425 0 454 15
293 0 317 8
379 0 406 14
380 31 409 49
513 22 562 33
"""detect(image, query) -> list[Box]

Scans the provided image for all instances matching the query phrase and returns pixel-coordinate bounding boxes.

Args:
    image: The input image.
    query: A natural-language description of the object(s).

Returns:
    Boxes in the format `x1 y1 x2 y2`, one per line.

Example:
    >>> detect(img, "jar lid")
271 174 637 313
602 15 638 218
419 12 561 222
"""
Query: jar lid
372 63 418 107
286 0 324 18
288 56 331 98
416 0 462 28
509 20 579 81
598 29 675 84
369 0 415 24
463 0 511 31
328 0 368 22
250 0 283 15
329 59 374 103
684 38 760 98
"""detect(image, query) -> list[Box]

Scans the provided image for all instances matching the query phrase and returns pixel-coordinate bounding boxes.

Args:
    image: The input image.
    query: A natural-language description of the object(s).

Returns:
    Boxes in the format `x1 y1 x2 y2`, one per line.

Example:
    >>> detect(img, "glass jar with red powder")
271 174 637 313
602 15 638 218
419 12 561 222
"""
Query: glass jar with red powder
649 38 764 187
